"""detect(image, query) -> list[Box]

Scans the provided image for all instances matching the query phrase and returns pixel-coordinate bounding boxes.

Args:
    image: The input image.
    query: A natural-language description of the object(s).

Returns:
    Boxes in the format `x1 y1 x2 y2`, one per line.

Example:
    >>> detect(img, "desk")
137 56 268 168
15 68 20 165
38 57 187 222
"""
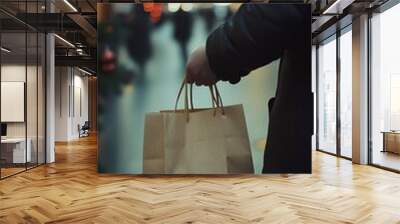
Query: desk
1 138 31 163
382 131 400 154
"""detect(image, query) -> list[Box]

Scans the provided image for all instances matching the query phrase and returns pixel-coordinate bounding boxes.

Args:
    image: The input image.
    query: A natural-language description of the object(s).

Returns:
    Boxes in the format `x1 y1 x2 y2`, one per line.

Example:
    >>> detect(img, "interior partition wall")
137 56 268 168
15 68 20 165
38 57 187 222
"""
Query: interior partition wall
316 25 353 159
0 0 47 179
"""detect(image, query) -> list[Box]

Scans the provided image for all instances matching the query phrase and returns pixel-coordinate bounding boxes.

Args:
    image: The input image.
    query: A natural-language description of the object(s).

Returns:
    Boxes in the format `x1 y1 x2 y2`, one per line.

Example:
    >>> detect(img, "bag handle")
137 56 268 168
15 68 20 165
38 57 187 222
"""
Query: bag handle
174 76 225 121
208 85 225 116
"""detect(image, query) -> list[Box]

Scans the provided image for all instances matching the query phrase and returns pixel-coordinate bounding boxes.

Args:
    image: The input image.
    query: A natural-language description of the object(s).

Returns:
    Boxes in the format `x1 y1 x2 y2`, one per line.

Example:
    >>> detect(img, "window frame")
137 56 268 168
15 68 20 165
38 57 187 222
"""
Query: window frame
315 23 353 161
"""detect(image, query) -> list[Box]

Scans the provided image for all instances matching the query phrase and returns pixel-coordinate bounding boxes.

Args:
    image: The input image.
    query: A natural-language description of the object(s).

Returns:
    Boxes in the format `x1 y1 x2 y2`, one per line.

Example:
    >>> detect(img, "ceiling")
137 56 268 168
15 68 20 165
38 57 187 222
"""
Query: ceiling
0 0 97 72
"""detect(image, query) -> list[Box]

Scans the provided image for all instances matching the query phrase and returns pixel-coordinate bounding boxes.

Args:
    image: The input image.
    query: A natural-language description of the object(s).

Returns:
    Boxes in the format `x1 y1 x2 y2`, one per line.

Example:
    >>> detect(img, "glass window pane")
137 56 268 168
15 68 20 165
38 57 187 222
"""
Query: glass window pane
318 37 337 154
371 3 400 171
27 30 38 169
340 29 352 158
0 0 46 179
27 0 39 169
1 30 28 177
38 32 45 165
312 46 317 150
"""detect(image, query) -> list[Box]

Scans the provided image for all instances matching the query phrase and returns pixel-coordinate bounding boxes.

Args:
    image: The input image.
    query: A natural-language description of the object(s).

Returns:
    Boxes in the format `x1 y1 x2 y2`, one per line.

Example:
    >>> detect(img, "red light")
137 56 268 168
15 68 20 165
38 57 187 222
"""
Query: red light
143 3 154 12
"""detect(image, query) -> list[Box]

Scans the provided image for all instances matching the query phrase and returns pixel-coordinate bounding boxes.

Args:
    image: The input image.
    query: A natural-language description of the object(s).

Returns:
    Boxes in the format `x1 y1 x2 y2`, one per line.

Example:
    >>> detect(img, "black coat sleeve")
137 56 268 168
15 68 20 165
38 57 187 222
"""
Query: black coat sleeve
206 4 305 84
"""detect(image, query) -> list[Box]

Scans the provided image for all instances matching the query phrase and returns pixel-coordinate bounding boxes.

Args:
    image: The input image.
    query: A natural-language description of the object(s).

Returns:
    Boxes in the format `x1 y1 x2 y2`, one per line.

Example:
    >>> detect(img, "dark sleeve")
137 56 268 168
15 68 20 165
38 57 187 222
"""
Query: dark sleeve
206 4 305 84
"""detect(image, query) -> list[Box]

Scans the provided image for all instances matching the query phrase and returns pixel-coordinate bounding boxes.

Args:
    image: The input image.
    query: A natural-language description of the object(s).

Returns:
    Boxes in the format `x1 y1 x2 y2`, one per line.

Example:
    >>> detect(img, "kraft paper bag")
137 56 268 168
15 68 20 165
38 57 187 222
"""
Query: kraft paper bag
143 83 254 174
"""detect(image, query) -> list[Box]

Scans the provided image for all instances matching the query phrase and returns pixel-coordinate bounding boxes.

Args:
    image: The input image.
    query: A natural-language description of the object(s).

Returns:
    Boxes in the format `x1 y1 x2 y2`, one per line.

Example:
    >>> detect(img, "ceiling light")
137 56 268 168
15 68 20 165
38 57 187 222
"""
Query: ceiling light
54 34 75 48
63 0 78 12
1 47 11 53
78 67 92 76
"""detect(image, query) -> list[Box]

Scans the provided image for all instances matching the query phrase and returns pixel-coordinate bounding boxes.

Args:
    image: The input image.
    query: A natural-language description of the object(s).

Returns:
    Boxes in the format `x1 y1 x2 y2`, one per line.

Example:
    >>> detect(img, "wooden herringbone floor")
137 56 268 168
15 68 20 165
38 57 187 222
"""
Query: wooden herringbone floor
1 135 400 224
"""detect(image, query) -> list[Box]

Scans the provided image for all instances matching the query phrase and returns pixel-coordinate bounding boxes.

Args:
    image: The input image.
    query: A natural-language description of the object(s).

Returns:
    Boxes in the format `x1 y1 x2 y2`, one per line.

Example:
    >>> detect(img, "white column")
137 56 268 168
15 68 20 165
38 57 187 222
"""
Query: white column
45 0 56 163
352 14 369 164
55 67 73 141
46 33 55 163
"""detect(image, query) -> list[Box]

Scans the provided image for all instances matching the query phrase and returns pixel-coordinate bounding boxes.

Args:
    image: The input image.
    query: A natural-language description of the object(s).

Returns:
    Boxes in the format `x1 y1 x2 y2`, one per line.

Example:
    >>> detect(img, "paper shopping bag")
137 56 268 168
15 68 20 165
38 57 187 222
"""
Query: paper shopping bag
143 82 254 174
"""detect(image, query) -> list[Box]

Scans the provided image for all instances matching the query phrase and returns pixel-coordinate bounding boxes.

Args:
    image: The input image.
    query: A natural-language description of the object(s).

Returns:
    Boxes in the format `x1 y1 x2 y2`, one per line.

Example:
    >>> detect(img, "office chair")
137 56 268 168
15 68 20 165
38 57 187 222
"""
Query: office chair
79 121 90 138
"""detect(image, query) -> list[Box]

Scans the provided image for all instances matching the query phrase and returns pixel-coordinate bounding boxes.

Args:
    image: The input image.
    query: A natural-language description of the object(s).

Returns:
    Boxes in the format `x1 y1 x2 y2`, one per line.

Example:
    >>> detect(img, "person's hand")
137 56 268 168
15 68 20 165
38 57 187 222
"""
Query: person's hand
101 47 116 73
185 46 218 86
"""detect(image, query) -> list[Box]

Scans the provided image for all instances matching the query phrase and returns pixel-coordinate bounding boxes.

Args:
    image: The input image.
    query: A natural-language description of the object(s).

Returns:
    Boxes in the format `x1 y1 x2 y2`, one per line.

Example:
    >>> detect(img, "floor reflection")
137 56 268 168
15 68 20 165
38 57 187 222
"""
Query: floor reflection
372 151 400 171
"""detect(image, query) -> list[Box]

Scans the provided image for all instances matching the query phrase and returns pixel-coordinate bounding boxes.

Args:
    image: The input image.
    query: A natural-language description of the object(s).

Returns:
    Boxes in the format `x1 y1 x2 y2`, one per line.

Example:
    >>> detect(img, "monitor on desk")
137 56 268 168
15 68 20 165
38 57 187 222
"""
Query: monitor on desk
1 123 7 138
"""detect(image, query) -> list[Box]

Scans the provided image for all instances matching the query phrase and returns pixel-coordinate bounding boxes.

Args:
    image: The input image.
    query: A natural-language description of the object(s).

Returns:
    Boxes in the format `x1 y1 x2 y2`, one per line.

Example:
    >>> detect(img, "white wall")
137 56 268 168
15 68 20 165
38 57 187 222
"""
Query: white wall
72 73 89 138
1 65 41 137
1 65 26 81
55 66 69 141
55 67 89 141
1 65 27 140
1 63 46 164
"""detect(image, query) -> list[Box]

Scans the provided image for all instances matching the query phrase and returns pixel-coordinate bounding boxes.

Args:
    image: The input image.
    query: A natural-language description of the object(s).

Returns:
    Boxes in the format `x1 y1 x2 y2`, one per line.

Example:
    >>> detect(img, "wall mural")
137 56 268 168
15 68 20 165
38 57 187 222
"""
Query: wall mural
97 3 312 174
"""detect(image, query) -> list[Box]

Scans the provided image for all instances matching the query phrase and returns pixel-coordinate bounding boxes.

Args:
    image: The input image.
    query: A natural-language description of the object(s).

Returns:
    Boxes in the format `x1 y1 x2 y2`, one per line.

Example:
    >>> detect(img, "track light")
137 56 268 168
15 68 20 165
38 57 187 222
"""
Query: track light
78 67 93 76
54 34 75 48
63 0 78 12
1 47 11 53
322 0 353 15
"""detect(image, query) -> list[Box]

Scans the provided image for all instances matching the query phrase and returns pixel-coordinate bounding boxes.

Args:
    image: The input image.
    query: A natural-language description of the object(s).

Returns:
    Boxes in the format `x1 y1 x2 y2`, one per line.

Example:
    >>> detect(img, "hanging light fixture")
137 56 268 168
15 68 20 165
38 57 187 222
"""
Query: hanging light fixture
63 0 78 12
54 34 75 48
78 67 93 76
1 47 11 53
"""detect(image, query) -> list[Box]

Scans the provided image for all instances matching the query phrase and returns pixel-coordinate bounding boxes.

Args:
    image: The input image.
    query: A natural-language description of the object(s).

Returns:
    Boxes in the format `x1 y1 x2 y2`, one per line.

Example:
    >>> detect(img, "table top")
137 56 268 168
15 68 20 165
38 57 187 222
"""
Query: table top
381 131 400 134
1 138 30 143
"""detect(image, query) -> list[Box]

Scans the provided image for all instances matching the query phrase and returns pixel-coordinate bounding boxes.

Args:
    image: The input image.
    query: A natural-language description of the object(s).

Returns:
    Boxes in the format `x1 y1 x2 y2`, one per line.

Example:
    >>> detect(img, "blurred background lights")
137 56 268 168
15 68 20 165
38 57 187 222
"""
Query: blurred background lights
113 3 133 14
168 3 181 13
213 3 232 6
181 3 193 12
143 3 154 12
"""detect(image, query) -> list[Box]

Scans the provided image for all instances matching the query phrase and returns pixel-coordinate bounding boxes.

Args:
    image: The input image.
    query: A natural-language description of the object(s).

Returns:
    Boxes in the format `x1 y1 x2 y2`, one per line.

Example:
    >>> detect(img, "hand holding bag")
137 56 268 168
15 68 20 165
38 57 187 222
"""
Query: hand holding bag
143 78 254 174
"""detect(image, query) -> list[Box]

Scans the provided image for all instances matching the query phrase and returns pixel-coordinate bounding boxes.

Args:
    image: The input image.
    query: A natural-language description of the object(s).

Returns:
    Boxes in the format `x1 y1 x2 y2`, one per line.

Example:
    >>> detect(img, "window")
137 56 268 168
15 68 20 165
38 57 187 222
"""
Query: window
316 25 353 159
370 2 400 171
339 28 352 158
317 36 337 154
0 1 47 179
